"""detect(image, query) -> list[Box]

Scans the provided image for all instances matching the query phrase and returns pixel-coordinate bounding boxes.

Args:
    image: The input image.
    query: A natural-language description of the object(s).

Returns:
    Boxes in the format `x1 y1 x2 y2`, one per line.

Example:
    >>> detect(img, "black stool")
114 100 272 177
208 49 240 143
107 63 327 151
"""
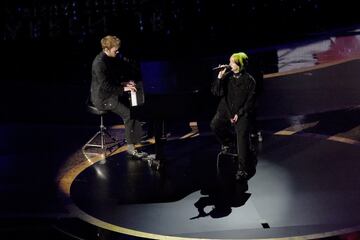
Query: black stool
216 149 238 175
216 132 258 181
82 104 124 156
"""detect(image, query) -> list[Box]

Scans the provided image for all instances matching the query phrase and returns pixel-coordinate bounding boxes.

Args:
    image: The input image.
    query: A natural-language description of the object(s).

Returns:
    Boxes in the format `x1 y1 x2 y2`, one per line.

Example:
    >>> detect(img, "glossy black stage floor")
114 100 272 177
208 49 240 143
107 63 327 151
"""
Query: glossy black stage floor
70 130 360 239
2 59 360 239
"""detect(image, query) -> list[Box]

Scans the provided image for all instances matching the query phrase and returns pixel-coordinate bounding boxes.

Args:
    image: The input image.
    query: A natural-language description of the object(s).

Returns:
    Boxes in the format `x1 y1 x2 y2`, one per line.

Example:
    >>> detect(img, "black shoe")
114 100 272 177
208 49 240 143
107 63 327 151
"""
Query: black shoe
221 145 230 153
235 169 248 181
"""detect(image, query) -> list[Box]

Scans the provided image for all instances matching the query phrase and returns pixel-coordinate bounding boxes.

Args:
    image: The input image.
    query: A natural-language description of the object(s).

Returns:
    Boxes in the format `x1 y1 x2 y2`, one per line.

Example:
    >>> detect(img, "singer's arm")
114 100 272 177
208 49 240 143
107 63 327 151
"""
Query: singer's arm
211 64 231 96
237 76 256 117
211 74 226 97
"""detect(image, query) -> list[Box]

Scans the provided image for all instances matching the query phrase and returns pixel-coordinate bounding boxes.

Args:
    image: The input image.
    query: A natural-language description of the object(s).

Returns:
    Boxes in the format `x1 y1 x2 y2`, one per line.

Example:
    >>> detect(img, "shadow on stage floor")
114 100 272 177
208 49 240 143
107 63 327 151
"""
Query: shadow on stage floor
69 131 360 239
2 59 360 239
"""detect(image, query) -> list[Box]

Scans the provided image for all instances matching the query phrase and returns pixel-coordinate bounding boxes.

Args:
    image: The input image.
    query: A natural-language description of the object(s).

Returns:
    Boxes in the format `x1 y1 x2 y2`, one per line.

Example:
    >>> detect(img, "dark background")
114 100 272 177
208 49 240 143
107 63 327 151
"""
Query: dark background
1 0 359 124
0 2 359 239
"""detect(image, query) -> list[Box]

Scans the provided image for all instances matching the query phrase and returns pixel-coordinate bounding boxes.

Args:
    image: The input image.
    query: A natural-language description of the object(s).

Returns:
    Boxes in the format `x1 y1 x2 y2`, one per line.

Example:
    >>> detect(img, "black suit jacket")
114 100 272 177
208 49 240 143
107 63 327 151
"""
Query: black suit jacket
90 51 126 110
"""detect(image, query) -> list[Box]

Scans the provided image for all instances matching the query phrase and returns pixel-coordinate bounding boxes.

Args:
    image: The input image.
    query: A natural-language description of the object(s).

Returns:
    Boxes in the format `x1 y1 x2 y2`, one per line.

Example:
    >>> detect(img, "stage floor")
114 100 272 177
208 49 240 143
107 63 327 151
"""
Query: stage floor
1 59 360 240
67 129 360 239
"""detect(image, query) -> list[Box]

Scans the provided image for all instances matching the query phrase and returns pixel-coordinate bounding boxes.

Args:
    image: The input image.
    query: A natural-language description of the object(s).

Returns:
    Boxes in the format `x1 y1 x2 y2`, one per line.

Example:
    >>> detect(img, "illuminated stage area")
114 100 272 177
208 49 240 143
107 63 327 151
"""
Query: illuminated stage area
2 0 360 239
52 57 360 239
2 47 360 240
66 130 360 239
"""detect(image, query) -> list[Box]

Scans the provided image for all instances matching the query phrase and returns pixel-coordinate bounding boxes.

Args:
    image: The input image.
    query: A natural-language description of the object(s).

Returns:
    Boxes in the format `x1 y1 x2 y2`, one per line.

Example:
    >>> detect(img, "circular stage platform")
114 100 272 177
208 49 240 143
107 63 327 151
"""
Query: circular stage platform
70 133 360 239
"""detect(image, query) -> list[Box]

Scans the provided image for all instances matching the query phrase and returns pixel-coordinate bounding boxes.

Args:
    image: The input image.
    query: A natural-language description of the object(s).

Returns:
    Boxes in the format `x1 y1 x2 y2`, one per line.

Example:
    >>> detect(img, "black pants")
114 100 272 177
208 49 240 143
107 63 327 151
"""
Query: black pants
111 101 143 145
210 112 250 170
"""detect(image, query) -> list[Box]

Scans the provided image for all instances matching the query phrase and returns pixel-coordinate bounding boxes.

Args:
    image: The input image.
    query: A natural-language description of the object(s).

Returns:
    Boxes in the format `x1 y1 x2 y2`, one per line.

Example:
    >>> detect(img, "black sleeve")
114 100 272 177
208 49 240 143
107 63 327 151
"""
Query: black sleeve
237 75 256 117
211 77 223 96
211 70 232 96
96 60 124 96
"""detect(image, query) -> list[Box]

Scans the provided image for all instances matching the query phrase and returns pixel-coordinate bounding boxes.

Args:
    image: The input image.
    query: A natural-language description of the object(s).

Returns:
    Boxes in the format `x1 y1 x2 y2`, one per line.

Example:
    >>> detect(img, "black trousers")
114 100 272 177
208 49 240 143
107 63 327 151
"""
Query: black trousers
111 101 143 145
210 111 250 170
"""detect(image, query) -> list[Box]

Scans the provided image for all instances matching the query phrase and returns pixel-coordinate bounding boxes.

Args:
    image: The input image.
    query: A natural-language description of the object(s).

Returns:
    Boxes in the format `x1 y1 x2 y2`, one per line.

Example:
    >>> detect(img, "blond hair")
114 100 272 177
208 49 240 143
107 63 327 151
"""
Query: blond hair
100 35 121 50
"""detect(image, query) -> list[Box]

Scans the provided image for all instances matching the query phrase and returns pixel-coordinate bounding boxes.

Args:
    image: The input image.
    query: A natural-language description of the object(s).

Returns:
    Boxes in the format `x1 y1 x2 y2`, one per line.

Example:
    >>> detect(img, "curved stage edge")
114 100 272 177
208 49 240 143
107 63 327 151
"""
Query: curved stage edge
59 131 360 240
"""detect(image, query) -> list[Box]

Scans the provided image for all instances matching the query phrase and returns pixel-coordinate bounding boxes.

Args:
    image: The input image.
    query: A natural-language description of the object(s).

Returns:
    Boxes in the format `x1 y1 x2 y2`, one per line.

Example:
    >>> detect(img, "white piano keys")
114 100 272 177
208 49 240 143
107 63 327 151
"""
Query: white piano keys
131 91 138 106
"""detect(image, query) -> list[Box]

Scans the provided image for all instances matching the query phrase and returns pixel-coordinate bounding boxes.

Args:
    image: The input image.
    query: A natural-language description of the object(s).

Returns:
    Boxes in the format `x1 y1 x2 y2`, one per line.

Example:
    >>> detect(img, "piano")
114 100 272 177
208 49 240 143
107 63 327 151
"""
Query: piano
130 89 217 169
122 55 264 170
120 59 215 169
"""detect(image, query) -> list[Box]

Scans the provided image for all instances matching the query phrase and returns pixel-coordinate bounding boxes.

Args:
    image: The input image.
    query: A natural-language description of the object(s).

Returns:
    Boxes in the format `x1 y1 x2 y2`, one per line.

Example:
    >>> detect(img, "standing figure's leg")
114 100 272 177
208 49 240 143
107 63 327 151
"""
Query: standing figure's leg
234 116 250 180
210 112 234 150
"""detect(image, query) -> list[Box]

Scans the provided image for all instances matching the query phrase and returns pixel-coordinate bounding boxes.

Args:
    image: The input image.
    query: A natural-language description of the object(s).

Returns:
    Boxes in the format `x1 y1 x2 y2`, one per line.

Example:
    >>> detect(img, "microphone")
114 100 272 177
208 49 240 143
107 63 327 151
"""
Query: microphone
212 64 231 70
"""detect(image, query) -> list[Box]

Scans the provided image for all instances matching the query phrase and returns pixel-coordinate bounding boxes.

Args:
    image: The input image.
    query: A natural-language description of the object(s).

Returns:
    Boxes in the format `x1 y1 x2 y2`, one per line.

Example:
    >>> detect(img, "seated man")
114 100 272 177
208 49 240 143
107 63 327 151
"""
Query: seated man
90 35 147 158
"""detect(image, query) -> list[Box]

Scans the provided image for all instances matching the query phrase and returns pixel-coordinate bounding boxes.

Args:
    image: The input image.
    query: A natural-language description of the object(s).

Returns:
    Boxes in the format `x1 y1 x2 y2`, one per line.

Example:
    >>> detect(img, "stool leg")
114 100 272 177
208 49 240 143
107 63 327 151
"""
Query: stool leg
82 130 102 150
100 130 105 150
82 114 124 157
100 115 105 149
216 152 221 175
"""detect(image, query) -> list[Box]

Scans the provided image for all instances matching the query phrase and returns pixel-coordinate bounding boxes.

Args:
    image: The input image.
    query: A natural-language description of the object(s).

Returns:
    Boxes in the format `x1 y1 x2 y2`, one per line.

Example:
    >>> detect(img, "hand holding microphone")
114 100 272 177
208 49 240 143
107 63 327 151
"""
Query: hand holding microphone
213 64 231 79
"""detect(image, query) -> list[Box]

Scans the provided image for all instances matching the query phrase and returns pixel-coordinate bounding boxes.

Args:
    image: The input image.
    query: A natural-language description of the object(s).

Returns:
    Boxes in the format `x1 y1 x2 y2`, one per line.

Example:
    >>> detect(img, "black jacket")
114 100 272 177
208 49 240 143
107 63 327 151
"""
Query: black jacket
211 71 256 118
90 51 127 110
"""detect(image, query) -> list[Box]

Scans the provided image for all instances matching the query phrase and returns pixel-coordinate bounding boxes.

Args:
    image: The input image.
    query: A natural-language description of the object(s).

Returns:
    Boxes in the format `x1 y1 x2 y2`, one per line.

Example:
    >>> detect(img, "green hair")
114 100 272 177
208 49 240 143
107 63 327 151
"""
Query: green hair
231 52 248 70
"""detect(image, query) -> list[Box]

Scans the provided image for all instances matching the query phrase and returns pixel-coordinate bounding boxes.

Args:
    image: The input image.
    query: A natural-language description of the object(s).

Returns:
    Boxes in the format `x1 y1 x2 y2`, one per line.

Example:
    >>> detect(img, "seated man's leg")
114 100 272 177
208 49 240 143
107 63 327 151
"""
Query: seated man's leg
111 101 146 157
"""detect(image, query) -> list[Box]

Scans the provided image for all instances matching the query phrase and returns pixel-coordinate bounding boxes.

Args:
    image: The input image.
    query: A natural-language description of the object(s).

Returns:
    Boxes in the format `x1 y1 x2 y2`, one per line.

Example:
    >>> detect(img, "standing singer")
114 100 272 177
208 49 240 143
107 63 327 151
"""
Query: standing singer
90 35 147 158
210 52 256 180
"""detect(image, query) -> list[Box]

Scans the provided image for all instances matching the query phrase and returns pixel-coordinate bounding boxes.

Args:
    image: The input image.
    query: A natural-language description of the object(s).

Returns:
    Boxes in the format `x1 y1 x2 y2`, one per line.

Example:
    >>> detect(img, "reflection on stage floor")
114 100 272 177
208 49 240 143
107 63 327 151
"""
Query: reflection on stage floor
2 58 360 240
